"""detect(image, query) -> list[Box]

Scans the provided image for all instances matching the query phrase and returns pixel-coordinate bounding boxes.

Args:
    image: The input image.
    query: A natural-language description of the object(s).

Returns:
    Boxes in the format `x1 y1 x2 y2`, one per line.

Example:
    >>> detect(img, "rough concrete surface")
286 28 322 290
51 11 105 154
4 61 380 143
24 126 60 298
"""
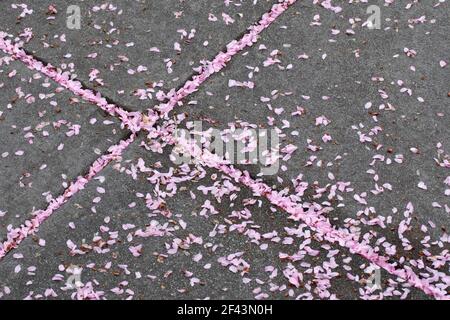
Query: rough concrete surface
0 0 448 300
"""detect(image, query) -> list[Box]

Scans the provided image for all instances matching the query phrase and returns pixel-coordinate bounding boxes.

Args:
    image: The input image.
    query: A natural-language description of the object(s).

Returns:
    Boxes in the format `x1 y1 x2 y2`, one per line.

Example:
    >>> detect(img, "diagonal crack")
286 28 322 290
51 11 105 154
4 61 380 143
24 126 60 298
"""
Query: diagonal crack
0 0 448 299
0 132 137 260
18 47 139 113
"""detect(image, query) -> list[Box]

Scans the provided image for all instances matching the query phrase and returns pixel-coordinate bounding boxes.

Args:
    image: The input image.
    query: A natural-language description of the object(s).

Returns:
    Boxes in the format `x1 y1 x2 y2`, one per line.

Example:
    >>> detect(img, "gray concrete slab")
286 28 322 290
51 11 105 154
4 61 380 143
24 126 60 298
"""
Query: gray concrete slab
0 55 128 242
0 0 448 300
0 0 277 111
0 138 432 299
176 0 450 276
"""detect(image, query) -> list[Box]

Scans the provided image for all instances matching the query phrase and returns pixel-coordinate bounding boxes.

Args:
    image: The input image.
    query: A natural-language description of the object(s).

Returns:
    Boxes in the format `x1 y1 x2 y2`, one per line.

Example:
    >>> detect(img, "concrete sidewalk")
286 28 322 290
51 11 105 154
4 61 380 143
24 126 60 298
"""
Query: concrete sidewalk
0 0 448 300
